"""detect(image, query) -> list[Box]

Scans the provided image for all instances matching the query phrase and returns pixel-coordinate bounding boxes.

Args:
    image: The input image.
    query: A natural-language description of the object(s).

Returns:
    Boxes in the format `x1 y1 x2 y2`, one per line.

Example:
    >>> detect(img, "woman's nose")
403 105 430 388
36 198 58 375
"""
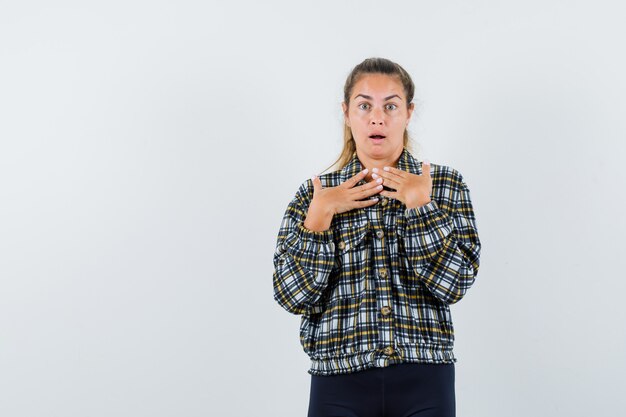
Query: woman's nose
370 109 384 125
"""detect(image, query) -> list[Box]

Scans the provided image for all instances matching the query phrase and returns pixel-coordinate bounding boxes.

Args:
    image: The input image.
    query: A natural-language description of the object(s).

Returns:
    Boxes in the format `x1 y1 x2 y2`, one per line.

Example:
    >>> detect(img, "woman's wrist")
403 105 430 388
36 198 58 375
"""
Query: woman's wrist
304 201 334 232
406 198 432 210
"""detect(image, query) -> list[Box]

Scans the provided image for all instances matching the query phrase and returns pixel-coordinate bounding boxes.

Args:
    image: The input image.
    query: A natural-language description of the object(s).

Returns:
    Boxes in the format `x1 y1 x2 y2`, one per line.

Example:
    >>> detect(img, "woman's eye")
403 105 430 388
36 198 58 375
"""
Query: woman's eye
358 103 370 110
386 104 397 110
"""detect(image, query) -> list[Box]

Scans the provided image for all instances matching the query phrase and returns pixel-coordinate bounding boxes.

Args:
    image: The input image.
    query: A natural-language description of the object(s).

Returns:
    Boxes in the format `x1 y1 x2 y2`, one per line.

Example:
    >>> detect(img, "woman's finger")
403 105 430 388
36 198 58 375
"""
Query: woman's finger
421 160 431 177
381 166 406 178
375 173 400 189
311 175 322 193
344 168 369 188
354 197 380 208
379 190 399 200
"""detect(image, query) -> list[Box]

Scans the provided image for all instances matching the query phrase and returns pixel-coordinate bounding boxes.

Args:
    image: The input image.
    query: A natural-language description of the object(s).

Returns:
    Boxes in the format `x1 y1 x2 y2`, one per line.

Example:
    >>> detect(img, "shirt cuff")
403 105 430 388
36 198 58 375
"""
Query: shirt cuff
295 221 334 243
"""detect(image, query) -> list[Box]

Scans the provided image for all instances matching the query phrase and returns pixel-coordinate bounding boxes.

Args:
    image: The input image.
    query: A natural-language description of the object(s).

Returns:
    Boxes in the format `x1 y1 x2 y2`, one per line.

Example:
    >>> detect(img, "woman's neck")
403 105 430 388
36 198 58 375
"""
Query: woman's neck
357 149 401 183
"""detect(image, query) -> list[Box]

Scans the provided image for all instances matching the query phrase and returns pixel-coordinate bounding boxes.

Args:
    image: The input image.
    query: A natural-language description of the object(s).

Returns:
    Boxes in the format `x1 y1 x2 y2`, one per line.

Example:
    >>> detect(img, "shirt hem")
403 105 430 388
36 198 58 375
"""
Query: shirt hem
307 343 457 376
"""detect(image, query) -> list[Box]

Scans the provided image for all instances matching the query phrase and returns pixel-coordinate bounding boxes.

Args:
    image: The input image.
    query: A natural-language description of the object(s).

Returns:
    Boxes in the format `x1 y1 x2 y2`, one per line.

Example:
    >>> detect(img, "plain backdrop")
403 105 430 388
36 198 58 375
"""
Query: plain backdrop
1 1 625 416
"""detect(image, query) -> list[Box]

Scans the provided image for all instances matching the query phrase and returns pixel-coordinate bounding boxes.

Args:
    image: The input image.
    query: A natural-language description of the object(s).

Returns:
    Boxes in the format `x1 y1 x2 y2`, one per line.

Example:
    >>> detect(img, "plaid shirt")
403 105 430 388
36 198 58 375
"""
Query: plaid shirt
272 147 481 376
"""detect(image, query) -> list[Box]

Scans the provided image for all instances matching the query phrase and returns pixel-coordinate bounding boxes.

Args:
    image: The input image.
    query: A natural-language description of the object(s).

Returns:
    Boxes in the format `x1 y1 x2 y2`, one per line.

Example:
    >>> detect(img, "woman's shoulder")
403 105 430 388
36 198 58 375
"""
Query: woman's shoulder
294 170 343 199
286 171 340 210
429 162 466 185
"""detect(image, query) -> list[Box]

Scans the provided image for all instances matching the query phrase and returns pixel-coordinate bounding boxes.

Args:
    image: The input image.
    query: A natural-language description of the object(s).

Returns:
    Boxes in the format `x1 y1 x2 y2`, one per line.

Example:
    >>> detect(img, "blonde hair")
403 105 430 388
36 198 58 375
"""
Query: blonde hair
321 57 418 174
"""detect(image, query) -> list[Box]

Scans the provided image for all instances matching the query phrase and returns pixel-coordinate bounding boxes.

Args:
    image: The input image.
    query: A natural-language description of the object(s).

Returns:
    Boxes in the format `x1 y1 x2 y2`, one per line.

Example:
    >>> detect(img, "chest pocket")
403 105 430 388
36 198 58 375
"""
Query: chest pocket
333 222 369 299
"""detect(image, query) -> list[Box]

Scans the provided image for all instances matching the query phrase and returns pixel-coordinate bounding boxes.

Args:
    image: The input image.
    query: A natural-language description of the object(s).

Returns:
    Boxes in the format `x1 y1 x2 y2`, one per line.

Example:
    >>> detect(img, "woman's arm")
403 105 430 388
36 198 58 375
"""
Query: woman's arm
272 180 336 315
400 169 482 305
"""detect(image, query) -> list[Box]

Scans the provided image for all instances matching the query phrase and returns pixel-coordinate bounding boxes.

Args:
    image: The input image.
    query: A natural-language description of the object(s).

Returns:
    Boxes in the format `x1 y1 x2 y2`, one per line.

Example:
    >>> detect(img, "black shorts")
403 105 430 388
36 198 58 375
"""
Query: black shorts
307 362 455 417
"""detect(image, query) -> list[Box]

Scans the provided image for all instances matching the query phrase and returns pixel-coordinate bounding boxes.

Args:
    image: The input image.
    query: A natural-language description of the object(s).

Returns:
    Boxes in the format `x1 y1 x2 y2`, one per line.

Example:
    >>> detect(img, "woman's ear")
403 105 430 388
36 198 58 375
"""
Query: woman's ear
342 102 350 127
407 102 415 121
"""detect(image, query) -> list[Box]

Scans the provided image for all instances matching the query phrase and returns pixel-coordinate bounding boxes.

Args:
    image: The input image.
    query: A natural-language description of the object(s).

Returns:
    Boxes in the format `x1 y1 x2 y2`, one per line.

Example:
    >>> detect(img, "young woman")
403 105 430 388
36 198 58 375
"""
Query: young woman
272 57 482 417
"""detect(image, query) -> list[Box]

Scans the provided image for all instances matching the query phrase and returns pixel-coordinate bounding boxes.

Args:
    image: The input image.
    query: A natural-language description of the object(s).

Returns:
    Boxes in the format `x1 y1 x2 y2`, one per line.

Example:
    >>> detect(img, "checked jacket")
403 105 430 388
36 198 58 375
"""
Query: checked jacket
272 147 481 376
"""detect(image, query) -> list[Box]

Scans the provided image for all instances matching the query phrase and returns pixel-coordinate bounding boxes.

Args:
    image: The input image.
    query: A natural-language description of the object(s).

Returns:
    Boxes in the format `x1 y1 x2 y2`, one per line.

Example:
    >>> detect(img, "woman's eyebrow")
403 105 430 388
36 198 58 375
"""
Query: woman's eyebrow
355 94 401 100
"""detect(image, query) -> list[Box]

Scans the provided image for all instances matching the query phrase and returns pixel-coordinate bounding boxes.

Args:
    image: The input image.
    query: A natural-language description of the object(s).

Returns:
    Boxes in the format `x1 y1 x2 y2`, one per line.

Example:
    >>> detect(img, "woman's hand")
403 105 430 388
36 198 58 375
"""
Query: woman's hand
304 169 382 232
374 161 432 209
312 168 383 215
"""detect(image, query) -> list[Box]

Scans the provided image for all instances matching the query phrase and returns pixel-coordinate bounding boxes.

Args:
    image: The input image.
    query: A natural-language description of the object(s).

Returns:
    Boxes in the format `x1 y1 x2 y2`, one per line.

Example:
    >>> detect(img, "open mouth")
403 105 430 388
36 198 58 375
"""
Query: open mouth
369 135 386 139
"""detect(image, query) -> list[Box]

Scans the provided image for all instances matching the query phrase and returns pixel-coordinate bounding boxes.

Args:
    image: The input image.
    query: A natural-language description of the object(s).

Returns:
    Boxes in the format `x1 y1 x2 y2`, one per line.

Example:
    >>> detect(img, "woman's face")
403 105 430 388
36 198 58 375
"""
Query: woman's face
342 73 414 160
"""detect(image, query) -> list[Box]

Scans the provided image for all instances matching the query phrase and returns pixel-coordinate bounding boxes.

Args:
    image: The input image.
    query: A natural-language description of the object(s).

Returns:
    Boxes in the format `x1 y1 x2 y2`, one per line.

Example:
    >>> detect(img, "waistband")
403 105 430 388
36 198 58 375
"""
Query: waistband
308 343 457 376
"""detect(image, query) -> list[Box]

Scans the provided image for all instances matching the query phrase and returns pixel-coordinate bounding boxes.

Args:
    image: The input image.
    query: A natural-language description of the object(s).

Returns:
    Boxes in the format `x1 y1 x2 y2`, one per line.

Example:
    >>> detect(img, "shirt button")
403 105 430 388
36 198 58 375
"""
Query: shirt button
381 198 388 206
383 346 394 355
379 268 388 278
337 241 346 250
381 306 391 315
375 230 384 239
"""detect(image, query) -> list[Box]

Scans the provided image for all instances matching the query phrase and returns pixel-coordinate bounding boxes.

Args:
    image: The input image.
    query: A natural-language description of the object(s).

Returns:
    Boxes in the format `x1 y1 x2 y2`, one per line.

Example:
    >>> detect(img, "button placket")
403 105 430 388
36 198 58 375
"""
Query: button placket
334 223 369 298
